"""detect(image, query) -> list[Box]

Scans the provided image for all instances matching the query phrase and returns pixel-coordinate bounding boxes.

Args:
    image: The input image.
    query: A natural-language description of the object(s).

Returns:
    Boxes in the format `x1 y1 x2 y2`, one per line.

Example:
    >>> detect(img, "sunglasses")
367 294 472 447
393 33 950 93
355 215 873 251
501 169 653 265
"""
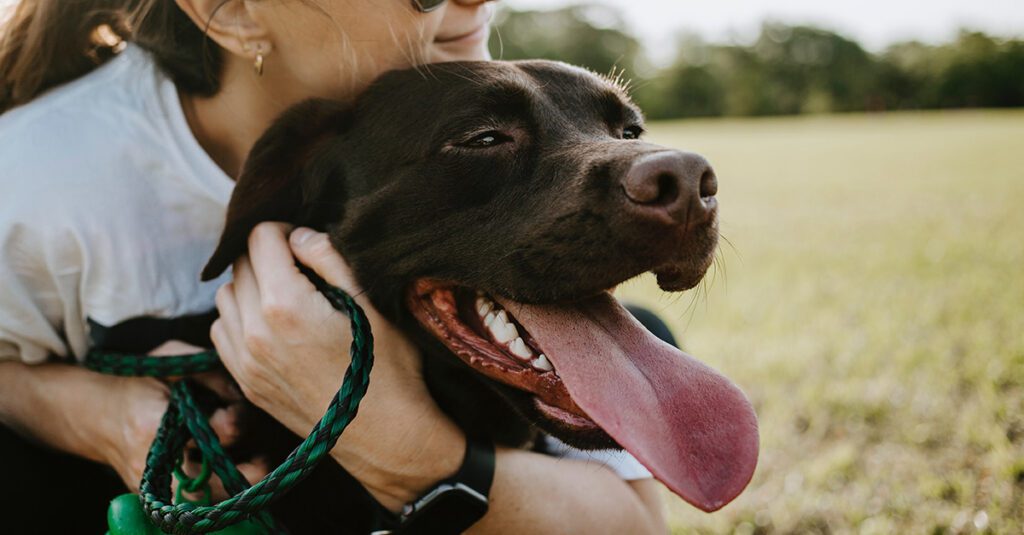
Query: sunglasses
412 0 446 12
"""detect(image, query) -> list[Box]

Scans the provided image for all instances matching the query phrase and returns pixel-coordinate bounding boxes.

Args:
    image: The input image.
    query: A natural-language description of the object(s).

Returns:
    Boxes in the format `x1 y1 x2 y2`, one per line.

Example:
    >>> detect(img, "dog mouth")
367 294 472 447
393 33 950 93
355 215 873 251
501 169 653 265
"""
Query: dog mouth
407 280 601 433
407 277 760 512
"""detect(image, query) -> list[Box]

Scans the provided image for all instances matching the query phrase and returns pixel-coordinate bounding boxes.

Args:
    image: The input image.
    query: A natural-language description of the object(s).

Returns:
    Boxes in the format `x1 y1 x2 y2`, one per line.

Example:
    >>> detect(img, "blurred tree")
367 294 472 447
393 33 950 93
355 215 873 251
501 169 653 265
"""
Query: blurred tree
488 5 645 80
640 64 725 118
935 31 1024 108
644 25 878 117
488 5 1023 119
876 41 938 109
632 35 725 118
729 24 878 115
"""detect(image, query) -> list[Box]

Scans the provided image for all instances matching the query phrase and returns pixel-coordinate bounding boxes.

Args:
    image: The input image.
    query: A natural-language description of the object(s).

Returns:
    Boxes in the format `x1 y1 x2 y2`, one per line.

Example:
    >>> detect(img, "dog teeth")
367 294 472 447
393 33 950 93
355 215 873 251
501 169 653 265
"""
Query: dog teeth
485 310 517 344
492 321 518 344
509 337 533 360
531 354 553 372
476 297 493 317
473 297 534 356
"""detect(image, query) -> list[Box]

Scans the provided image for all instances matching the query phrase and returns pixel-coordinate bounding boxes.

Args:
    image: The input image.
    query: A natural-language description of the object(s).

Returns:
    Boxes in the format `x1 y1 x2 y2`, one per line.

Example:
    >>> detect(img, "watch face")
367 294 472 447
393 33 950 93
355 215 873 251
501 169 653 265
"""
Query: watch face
401 484 489 535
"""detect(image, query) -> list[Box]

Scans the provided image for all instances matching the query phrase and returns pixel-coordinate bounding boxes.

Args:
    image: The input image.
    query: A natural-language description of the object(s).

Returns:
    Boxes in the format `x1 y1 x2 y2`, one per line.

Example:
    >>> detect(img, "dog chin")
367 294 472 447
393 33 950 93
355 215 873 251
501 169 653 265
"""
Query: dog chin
476 380 619 449
653 233 719 291
529 398 619 450
653 260 712 291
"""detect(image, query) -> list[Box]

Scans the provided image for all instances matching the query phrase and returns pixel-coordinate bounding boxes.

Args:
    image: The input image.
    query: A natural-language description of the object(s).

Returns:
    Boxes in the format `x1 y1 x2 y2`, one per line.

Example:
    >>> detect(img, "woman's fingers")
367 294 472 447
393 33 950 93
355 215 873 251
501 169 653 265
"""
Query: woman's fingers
112 376 171 490
246 222 318 308
207 405 244 446
192 371 243 404
244 223 310 328
237 460 270 486
288 227 361 293
148 340 205 357
213 276 273 408
231 256 272 340
213 283 242 367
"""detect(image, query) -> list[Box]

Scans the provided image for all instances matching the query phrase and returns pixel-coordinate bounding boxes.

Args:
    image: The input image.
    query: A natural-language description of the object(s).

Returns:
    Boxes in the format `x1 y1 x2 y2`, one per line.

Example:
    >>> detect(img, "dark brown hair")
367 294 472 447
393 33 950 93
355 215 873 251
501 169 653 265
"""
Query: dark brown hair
0 0 224 114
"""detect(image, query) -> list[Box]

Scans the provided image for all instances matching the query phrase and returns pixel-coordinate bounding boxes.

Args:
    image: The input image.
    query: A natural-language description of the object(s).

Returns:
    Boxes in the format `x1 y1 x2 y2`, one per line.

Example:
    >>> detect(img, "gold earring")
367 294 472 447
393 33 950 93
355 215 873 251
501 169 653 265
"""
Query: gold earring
249 42 268 76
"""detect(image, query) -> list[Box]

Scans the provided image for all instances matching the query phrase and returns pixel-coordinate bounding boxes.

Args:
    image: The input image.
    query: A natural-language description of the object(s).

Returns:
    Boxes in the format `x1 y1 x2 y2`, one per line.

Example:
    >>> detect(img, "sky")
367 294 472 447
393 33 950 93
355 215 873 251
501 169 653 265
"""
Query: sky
504 0 1024 64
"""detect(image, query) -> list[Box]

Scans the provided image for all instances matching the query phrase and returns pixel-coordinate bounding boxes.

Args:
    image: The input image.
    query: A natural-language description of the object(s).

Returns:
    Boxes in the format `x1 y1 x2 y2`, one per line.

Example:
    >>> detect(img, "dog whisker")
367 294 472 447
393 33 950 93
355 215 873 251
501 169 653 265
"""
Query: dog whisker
719 233 741 262
602 63 636 97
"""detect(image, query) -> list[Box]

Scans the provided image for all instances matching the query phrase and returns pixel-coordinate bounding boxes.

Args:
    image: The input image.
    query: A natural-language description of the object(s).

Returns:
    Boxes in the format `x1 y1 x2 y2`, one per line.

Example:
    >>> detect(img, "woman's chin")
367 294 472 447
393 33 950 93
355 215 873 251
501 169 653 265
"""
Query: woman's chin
429 36 491 63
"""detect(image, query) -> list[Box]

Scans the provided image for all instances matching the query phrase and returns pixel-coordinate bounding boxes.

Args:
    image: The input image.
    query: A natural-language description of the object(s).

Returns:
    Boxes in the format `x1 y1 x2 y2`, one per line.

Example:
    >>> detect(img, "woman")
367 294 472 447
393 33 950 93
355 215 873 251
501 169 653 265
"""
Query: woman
0 0 667 532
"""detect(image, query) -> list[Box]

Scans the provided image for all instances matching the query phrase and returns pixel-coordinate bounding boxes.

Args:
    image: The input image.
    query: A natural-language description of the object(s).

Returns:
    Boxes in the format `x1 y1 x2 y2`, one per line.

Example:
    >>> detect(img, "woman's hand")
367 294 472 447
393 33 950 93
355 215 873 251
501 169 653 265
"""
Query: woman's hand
211 223 465 510
103 341 268 497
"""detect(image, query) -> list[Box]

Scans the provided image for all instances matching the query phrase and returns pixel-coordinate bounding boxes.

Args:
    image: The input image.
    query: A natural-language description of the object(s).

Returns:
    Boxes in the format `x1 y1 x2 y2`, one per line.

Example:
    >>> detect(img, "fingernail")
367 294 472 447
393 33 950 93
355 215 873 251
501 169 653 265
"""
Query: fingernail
291 227 314 246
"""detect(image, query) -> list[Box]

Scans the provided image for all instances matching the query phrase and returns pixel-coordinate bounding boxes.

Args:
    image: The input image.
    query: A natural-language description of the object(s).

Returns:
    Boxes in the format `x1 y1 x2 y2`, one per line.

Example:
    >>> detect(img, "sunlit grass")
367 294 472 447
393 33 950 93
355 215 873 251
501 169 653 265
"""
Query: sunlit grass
616 110 1024 534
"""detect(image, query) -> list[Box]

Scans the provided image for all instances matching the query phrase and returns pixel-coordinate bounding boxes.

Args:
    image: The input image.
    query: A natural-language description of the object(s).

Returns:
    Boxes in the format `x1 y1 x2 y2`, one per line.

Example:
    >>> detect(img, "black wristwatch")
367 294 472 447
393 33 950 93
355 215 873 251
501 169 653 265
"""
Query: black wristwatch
371 436 495 535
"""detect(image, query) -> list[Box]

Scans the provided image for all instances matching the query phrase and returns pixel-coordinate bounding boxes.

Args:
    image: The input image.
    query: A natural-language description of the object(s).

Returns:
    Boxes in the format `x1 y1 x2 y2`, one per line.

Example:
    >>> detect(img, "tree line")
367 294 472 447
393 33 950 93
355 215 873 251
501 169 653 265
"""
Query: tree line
489 6 1024 119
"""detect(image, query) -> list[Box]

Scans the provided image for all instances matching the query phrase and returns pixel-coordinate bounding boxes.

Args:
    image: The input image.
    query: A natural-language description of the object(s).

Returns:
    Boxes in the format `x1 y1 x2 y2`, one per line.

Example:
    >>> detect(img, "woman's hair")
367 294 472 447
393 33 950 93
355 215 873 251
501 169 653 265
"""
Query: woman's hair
0 0 224 114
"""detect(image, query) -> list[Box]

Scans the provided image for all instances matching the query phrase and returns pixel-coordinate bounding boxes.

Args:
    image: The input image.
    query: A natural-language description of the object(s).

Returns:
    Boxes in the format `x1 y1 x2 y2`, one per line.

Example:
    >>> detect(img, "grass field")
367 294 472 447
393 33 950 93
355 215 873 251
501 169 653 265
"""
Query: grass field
616 110 1024 534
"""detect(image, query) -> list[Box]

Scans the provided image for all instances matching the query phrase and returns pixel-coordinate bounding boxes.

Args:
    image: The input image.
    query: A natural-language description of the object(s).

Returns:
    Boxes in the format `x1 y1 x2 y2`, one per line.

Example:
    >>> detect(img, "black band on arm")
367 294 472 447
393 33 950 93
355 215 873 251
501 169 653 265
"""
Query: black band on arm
445 435 496 498
371 436 495 535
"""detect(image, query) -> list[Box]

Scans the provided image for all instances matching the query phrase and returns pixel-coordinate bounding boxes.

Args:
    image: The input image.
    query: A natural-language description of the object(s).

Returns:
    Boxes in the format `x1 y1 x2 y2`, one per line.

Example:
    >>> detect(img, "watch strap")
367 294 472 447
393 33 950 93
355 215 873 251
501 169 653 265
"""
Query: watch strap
394 436 494 534
442 435 495 497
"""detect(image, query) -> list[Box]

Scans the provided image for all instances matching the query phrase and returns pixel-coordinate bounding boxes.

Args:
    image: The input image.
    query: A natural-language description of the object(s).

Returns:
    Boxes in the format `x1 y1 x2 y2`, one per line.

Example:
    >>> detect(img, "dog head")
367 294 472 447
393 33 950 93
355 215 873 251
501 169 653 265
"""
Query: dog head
203 60 757 512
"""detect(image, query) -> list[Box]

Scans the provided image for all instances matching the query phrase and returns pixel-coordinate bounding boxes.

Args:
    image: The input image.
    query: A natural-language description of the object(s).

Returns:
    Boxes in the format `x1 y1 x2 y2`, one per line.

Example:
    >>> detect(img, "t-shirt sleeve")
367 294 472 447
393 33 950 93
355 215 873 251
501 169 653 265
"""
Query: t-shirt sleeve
542 435 653 481
0 218 86 363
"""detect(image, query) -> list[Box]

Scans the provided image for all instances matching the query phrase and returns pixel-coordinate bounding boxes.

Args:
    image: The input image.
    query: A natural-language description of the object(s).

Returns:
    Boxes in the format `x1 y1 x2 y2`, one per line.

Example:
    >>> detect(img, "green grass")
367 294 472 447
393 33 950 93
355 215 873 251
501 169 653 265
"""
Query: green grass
616 110 1024 534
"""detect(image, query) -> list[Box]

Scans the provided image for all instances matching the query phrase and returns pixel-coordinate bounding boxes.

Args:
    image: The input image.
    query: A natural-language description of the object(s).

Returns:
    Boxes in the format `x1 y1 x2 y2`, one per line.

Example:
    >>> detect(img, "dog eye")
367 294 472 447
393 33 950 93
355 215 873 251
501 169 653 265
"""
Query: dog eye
622 126 644 140
460 131 511 148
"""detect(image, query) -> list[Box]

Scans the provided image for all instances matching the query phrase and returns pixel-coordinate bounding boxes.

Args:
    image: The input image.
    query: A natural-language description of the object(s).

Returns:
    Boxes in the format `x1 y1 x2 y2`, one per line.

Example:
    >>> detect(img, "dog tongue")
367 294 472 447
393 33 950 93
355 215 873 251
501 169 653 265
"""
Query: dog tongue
498 293 759 512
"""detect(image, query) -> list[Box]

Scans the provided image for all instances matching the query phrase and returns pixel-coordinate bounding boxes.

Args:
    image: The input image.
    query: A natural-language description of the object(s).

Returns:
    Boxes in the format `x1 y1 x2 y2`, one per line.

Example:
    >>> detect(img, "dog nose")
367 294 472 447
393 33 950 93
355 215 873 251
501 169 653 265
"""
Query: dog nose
622 151 717 225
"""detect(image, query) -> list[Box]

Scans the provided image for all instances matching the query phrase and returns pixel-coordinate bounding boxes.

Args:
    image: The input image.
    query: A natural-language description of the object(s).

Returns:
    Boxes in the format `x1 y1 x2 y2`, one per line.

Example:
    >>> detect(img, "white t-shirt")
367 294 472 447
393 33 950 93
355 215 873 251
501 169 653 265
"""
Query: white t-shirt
0 45 233 363
0 45 650 481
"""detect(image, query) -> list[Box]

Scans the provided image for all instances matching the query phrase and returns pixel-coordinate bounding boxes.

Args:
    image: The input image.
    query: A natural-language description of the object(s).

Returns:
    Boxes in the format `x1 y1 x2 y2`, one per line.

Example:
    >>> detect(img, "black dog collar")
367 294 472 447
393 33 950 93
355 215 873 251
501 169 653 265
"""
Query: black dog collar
372 436 495 535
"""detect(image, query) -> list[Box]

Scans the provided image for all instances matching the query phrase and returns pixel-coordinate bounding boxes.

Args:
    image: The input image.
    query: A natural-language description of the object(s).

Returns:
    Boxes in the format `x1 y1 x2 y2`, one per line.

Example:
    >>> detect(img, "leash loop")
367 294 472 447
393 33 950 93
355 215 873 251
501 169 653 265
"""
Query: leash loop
174 454 212 495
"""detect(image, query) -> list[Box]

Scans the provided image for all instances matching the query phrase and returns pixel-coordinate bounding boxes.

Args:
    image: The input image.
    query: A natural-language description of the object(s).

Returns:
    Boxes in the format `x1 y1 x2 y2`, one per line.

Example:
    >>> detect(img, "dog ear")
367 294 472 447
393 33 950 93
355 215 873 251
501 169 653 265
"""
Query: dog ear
201 98 350 281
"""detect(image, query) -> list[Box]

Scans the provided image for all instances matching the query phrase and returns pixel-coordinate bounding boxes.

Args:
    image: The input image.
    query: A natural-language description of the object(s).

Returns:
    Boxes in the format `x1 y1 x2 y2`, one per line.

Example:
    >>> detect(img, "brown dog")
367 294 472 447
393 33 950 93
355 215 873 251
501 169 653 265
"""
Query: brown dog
203 60 758 526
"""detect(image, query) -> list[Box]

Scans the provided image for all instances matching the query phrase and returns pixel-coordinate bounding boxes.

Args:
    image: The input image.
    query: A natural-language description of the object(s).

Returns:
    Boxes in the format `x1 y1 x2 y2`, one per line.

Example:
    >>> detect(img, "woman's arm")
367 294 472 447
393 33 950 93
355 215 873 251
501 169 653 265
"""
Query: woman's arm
212 224 668 533
0 360 171 489
469 449 667 534
0 346 262 494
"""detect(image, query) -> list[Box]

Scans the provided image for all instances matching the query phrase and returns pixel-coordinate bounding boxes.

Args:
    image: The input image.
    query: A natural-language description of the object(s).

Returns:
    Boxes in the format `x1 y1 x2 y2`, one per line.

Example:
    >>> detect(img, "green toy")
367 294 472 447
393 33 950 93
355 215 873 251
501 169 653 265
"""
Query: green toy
106 493 269 535
107 493 162 535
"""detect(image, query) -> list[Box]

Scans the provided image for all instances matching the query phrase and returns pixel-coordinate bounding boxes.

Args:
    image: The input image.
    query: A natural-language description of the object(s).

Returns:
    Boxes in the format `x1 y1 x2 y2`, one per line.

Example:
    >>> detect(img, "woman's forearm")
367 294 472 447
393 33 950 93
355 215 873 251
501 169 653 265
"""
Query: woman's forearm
0 360 121 463
470 447 667 534
330 421 667 533
0 355 247 493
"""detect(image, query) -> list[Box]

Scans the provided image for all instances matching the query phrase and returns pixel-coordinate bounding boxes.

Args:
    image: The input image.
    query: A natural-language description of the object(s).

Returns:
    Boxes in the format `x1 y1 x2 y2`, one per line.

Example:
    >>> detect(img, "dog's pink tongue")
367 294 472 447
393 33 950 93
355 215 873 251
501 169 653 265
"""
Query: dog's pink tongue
501 294 759 512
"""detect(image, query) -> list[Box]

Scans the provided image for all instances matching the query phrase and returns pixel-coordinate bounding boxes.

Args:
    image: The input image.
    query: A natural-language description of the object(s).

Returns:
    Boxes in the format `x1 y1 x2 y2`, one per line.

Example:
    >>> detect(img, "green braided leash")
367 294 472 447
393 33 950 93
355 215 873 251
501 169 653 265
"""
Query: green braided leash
86 266 374 534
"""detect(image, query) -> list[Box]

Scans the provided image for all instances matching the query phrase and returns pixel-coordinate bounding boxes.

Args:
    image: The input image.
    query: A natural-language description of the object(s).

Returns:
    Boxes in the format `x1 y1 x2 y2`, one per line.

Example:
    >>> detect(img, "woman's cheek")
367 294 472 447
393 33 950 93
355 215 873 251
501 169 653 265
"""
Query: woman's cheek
268 1 440 97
